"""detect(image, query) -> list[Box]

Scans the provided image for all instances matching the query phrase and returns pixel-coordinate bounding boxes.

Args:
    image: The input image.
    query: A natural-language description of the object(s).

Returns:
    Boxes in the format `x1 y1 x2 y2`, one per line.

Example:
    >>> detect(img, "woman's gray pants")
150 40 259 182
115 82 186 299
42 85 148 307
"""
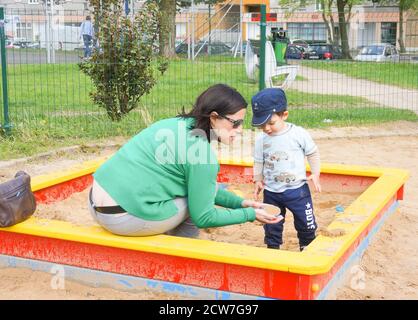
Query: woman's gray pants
88 193 200 238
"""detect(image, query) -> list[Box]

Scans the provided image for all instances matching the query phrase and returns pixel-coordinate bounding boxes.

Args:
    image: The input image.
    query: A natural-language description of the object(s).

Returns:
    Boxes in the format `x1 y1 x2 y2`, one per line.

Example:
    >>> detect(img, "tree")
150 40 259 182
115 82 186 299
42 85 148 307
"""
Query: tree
320 0 337 44
79 0 167 121
158 0 177 57
279 0 360 59
397 0 418 52
377 0 418 53
336 0 352 59
279 0 337 43
155 0 225 57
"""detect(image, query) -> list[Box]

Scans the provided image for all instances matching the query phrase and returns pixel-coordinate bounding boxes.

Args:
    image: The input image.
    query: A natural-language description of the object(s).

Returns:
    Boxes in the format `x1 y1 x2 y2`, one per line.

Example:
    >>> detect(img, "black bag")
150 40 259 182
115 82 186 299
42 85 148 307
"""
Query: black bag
0 171 37 227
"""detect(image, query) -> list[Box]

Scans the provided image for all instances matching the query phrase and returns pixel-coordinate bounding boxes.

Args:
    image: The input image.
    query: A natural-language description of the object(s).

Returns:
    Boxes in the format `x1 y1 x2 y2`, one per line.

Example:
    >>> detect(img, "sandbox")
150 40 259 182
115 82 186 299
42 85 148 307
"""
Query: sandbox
0 158 409 299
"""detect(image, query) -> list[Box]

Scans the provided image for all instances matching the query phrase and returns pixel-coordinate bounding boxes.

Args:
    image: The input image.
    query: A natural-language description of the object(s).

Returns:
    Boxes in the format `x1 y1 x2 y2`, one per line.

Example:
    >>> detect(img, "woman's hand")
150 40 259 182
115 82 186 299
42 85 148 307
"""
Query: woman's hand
241 199 264 209
307 174 322 193
254 208 283 224
254 181 264 200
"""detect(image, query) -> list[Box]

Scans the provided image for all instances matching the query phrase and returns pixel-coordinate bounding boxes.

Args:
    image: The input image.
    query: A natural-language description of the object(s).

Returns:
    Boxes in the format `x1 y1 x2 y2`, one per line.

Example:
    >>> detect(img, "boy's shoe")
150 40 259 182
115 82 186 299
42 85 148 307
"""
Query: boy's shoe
267 245 280 250
299 246 306 251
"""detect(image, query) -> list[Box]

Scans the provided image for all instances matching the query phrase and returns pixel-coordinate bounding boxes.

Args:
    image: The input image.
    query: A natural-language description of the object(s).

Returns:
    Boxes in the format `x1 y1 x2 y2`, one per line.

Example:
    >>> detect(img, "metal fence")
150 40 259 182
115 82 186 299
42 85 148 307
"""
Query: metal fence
1 4 417 140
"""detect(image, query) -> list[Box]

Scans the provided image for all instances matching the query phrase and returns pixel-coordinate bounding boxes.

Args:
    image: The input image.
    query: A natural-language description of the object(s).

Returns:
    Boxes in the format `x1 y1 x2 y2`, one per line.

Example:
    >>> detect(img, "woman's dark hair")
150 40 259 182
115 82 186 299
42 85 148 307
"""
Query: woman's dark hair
178 84 247 140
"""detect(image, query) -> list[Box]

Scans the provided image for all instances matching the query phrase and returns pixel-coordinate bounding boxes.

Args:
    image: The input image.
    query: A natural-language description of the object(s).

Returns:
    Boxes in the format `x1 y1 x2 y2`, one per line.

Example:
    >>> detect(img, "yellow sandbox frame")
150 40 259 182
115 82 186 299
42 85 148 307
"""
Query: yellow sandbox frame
5 158 409 277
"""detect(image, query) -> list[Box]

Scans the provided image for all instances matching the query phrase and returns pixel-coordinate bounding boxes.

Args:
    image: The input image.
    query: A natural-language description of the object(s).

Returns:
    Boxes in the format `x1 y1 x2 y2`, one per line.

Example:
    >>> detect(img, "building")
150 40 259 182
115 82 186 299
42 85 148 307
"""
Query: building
175 0 271 51
3 0 417 53
2 0 90 50
269 0 405 50
2 1 152 51
177 0 418 53
243 0 417 52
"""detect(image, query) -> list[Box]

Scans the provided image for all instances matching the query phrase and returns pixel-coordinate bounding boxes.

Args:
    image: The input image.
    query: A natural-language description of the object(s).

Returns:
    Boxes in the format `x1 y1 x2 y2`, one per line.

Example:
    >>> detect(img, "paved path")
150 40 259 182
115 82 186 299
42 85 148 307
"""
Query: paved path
6 50 81 64
291 65 418 113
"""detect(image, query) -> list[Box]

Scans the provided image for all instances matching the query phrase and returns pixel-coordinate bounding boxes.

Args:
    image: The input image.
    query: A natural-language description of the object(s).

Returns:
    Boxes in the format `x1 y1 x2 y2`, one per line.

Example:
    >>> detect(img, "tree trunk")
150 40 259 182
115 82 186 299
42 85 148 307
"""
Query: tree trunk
321 0 335 44
398 5 406 53
323 16 333 44
159 0 176 57
321 1 332 43
329 0 336 44
329 14 336 44
336 0 352 59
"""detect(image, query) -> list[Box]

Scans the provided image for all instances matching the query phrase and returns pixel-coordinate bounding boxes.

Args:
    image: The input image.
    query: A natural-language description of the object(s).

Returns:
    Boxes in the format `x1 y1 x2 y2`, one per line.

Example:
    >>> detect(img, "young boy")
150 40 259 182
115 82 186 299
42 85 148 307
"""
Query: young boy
252 88 321 251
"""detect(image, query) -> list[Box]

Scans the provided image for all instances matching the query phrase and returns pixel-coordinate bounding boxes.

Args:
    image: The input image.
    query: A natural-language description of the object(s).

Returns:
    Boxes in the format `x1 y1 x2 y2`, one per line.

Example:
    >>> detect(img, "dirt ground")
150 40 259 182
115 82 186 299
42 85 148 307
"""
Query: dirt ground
0 121 417 300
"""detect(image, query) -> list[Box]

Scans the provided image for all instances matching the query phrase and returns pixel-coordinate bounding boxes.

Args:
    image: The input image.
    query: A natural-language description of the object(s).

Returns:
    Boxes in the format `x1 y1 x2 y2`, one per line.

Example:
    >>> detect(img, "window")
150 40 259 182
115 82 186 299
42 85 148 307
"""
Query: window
315 0 323 11
28 0 39 4
288 47 296 54
288 23 327 42
64 23 80 27
381 22 397 46
16 23 33 40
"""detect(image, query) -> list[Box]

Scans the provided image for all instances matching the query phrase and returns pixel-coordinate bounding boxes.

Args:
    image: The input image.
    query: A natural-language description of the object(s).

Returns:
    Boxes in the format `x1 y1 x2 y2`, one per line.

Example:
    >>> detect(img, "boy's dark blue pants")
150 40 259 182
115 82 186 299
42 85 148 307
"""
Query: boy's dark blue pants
263 183 317 250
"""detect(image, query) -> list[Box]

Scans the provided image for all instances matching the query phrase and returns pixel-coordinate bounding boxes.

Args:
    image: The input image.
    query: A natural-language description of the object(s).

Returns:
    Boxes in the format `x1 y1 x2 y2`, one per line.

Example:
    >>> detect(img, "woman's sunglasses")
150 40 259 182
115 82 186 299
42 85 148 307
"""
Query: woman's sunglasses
219 115 244 129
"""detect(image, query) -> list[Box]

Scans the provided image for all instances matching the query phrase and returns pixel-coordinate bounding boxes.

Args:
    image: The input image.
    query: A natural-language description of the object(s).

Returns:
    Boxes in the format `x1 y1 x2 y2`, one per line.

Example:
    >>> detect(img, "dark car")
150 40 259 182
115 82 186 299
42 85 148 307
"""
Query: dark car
12 40 40 49
230 41 247 55
176 41 231 56
285 44 304 59
291 39 309 49
285 44 304 60
304 44 343 60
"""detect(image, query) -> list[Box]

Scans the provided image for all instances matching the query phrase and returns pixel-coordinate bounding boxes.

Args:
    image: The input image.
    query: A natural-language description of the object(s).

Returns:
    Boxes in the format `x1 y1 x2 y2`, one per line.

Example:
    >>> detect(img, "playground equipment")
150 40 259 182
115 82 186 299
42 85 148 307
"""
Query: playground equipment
245 40 298 90
270 27 290 66
0 159 409 299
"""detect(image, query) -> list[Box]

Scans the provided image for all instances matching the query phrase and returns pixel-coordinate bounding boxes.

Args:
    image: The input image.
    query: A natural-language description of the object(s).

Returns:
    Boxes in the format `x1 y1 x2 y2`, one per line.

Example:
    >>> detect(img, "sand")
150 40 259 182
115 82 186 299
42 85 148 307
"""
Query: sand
320 135 418 300
0 123 417 299
0 268 183 300
32 183 359 252
200 184 359 251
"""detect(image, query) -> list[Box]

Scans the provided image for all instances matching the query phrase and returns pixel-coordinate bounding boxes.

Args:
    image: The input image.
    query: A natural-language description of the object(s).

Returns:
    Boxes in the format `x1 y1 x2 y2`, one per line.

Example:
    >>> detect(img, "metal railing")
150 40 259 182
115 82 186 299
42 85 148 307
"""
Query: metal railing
0 5 417 140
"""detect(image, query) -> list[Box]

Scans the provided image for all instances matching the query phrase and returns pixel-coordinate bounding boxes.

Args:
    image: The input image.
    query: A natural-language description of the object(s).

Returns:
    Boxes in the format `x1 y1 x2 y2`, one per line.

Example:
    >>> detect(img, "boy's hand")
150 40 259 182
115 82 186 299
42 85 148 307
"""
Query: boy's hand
254 181 264 200
307 174 321 193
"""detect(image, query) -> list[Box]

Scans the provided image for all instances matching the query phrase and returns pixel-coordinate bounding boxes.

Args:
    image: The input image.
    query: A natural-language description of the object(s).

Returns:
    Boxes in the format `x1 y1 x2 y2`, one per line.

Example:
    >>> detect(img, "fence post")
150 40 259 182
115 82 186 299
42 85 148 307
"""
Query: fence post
258 5 266 91
0 7 11 135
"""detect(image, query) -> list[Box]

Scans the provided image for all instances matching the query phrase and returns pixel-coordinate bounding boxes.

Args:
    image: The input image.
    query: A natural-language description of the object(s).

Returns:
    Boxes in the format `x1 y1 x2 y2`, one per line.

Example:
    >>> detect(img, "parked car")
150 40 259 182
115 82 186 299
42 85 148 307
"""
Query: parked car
230 41 247 55
6 40 40 49
354 43 399 62
304 44 343 60
290 39 309 49
176 41 232 56
285 44 304 60
16 40 40 49
6 39 14 48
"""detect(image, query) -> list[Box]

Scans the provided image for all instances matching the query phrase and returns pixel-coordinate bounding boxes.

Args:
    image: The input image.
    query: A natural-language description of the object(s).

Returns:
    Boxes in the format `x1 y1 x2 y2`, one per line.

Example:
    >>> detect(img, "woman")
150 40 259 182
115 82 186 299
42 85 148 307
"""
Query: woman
88 84 281 237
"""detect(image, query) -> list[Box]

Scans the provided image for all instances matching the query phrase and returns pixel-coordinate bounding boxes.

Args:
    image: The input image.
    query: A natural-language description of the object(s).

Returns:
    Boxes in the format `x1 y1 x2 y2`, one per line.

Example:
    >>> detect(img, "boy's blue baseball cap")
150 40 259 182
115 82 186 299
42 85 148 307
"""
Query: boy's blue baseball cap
251 88 287 126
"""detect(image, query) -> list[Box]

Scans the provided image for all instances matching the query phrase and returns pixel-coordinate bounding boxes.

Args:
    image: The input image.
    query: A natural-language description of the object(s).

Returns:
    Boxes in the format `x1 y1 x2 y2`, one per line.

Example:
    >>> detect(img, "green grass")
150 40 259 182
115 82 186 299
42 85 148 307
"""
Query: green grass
287 106 417 128
302 60 418 90
1 57 417 160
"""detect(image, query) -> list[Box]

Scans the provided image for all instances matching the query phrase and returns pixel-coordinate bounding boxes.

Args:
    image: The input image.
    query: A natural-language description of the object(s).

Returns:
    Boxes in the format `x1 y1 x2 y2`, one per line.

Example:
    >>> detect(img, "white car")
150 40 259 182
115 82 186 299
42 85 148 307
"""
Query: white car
354 43 400 62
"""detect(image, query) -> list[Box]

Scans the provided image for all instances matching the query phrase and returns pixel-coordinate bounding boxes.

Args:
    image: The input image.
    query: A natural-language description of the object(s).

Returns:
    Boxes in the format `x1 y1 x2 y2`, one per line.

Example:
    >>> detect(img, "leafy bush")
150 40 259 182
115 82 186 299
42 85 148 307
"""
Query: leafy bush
80 0 167 121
